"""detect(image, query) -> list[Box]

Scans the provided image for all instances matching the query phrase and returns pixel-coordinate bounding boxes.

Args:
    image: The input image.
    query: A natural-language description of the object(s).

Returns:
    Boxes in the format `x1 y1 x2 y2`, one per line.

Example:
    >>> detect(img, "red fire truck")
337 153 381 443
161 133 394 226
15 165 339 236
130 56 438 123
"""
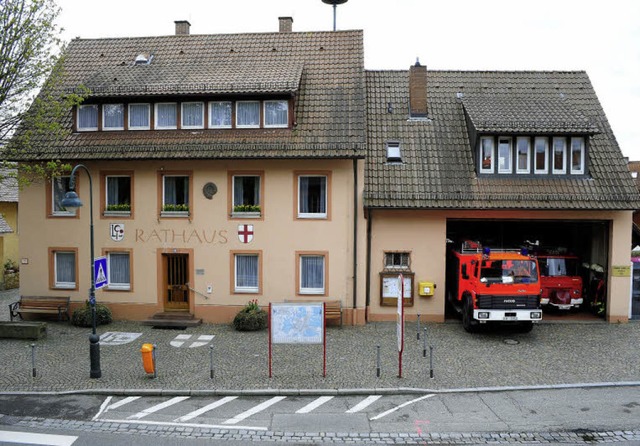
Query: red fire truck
537 253 583 310
446 241 543 332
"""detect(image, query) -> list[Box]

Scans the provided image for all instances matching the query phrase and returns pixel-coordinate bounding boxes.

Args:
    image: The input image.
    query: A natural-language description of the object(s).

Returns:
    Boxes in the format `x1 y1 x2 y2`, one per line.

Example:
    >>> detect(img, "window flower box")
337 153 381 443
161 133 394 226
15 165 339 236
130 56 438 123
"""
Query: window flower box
232 204 261 218
161 204 190 217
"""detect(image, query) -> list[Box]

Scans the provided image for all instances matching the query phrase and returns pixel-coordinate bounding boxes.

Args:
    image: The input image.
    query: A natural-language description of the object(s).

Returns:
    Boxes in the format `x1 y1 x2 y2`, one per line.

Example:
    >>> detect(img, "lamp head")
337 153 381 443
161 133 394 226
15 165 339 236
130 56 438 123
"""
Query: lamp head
60 190 83 208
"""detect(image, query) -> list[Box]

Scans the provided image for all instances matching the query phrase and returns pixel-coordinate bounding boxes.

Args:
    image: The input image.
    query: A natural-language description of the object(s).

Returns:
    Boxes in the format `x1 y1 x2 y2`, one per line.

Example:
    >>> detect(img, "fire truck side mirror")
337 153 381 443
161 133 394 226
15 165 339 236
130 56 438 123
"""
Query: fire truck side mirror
461 264 469 279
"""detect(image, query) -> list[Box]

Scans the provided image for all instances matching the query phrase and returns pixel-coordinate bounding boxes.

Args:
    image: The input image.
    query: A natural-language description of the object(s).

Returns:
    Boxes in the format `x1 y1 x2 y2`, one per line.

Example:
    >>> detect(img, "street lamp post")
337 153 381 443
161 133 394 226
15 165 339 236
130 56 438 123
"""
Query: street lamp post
61 164 101 379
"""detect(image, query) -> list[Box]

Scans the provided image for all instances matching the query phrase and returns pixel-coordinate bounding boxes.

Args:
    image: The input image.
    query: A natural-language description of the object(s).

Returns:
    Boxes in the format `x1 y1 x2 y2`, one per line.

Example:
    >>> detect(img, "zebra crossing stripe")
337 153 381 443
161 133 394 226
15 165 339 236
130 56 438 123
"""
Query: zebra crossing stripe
93 396 141 420
295 396 334 414
345 395 381 413
174 396 238 422
369 394 435 421
0 430 78 446
127 396 190 420
222 396 286 425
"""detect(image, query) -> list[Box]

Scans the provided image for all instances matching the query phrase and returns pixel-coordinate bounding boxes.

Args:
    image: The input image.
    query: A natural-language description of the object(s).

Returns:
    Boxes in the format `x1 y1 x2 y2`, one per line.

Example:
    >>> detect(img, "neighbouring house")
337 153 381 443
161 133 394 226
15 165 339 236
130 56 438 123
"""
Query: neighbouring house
4 18 639 324
0 168 19 289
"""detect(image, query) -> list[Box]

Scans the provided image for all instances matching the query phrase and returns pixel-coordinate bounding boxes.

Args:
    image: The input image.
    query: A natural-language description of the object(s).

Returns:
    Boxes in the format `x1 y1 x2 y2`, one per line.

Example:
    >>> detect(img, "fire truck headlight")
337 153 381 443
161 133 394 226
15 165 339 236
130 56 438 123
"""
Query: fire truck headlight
530 311 542 319
478 312 490 319
573 289 580 295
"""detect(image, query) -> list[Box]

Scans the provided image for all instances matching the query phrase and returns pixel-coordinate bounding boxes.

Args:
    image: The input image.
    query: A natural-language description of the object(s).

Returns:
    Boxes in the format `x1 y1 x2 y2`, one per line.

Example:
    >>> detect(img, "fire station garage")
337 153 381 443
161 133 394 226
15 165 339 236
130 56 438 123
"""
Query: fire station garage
446 218 610 318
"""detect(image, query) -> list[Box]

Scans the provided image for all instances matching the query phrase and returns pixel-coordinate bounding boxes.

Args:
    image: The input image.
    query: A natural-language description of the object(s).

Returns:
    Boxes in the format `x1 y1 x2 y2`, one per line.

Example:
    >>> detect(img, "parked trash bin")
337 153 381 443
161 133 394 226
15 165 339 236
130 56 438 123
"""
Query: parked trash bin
140 343 155 374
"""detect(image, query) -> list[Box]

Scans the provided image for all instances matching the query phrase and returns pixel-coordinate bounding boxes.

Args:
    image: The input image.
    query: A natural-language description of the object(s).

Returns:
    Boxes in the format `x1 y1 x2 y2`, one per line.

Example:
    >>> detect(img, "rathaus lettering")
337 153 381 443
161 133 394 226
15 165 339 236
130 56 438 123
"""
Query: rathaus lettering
135 229 228 244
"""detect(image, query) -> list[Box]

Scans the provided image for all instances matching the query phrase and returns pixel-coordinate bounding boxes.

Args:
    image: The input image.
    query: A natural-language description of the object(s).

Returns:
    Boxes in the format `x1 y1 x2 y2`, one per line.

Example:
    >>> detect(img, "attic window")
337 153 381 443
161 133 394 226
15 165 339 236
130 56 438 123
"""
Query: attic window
134 54 151 65
386 141 402 163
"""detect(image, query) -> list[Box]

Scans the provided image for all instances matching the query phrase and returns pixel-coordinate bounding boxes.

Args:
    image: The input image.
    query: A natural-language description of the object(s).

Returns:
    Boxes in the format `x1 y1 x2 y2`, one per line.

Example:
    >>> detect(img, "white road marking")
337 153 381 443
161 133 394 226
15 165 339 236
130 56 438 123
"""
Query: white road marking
222 396 286 425
0 430 77 445
345 395 381 413
94 396 141 420
174 396 238 422
99 417 267 431
295 396 334 414
127 396 190 420
369 394 435 420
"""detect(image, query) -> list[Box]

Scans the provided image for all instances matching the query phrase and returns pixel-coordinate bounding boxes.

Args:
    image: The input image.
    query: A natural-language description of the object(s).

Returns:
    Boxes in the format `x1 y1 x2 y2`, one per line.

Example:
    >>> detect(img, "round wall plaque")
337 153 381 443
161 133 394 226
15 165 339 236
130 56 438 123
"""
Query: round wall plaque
203 182 217 199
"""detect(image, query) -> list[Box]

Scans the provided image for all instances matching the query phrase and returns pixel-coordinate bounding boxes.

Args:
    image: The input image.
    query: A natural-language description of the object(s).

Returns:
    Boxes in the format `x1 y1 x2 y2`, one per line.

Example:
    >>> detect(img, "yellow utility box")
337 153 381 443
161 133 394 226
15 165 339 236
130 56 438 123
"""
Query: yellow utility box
419 281 435 296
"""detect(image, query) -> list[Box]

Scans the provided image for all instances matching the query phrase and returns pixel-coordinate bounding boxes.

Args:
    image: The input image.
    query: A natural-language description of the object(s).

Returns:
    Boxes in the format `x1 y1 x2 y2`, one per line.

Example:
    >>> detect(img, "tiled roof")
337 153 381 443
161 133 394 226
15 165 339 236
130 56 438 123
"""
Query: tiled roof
0 169 18 203
6 30 365 160
462 97 598 134
0 214 13 234
365 70 640 210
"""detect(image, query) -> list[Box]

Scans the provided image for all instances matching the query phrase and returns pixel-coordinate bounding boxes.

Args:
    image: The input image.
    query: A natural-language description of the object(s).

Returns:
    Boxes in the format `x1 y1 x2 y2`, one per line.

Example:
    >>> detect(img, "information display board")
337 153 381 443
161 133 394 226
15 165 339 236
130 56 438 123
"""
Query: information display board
270 302 324 344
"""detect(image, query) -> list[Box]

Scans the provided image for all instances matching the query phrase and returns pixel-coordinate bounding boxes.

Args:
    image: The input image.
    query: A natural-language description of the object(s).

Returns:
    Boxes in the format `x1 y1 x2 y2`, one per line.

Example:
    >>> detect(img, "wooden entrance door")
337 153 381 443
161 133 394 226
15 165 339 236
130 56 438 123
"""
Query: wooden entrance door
163 253 189 311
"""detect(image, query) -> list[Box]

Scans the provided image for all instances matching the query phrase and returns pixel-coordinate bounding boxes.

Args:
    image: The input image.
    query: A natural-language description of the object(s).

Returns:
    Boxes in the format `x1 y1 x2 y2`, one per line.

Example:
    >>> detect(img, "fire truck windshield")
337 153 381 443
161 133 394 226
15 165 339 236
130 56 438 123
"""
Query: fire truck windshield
480 259 539 284
539 257 579 277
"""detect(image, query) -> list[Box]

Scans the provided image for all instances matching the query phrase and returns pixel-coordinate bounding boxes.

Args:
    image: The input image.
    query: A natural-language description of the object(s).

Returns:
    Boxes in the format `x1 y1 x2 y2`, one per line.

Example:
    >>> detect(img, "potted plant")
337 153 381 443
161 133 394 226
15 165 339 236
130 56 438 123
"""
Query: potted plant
232 204 261 218
162 203 190 216
233 299 267 331
105 203 131 215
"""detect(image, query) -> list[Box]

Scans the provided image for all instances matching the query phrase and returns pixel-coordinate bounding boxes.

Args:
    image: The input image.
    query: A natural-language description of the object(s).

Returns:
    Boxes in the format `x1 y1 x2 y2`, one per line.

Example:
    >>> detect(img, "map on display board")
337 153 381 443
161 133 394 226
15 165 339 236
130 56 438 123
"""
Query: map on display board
270 302 324 344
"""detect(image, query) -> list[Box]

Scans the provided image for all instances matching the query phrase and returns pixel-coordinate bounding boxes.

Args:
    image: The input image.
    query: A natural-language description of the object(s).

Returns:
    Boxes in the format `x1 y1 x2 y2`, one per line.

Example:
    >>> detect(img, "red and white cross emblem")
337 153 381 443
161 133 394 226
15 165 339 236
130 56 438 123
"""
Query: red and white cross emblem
237 224 254 243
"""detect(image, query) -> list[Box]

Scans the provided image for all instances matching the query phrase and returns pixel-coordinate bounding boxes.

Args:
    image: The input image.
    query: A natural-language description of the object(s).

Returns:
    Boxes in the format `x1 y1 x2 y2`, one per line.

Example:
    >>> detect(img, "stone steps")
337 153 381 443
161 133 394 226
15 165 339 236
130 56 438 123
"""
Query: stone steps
141 312 202 328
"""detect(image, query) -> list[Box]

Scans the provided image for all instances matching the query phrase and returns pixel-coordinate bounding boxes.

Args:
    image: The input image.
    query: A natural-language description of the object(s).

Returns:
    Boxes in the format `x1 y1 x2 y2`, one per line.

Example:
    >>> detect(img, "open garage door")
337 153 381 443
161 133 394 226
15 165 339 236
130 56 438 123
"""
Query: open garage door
445 219 609 319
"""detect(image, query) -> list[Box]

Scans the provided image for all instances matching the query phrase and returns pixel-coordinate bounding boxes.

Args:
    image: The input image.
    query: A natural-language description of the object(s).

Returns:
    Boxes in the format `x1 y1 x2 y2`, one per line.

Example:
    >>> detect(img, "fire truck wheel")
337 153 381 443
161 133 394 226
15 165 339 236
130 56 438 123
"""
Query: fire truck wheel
462 296 480 333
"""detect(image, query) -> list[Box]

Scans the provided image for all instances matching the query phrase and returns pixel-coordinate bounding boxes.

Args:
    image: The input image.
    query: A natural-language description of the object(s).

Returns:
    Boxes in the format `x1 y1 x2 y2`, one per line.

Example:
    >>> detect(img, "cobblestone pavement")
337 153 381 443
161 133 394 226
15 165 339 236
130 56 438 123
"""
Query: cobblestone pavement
2 415 640 444
2 288 640 444
1 288 639 395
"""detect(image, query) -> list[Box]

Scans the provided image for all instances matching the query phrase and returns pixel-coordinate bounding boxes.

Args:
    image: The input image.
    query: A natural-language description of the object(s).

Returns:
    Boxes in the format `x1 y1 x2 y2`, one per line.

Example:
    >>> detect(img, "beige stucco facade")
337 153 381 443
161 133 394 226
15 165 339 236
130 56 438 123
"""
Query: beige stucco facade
367 209 634 323
18 159 368 324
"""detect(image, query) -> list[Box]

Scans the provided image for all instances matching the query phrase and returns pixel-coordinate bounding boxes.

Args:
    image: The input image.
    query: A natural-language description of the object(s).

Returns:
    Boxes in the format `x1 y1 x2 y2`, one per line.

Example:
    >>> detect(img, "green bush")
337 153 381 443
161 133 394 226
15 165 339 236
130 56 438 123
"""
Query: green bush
71 301 113 327
233 204 261 213
233 299 267 331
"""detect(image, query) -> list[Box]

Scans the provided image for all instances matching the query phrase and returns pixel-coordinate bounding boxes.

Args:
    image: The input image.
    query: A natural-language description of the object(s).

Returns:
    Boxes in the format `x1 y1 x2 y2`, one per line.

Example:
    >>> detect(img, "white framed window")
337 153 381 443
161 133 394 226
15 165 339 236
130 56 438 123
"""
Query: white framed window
570 137 585 175
479 136 494 173
384 252 410 270
298 175 327 218
516 137 530 174
552 137 566 174
108 251 131 290
233 175 261 209
77 104 98 131
386 141 402 163
52 176 76 216
236 101 260 128
534 137 549 174
103 104 124 130
497 137 512 174
234 253 260 293
162 175 189 212
105 175 131 212
209 101 232 128
299 254 325 295
181 102 204 129
155 103 177 129
264 100 288 128
128 103 150 130
54 251 76 289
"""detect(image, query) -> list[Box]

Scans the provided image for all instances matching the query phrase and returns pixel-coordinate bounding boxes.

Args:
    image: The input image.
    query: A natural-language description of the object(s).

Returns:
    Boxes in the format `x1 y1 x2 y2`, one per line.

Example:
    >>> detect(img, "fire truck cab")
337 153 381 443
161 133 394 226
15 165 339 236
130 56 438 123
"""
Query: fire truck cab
447 242 543 332
537 253 583 310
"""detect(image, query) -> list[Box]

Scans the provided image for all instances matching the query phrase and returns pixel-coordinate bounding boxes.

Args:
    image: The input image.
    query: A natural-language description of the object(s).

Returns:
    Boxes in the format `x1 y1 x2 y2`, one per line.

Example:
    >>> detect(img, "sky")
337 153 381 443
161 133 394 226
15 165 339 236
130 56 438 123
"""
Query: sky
55 0 640 160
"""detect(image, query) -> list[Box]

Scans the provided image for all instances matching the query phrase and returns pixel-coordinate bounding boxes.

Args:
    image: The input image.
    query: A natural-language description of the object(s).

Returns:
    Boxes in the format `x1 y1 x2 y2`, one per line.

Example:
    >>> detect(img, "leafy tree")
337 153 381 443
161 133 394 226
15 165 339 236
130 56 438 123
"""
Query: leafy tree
0 0 87 184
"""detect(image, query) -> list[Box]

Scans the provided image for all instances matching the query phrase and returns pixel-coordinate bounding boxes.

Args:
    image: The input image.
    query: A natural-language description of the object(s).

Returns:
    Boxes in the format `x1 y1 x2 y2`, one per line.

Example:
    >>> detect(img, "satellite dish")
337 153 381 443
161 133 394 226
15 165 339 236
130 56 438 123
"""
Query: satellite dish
321 0 348 31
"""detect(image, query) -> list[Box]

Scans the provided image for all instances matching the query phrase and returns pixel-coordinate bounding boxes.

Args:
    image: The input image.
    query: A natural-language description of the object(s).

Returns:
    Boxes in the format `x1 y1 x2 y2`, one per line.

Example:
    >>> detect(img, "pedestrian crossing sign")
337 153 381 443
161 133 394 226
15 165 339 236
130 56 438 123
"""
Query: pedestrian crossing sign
94 256 108 289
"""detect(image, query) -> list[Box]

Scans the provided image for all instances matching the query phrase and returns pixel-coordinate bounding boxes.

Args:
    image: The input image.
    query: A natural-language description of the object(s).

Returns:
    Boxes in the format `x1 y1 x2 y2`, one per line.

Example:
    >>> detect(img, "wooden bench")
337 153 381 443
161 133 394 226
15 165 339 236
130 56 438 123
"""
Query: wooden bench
324 300 342 327
9 296 70 322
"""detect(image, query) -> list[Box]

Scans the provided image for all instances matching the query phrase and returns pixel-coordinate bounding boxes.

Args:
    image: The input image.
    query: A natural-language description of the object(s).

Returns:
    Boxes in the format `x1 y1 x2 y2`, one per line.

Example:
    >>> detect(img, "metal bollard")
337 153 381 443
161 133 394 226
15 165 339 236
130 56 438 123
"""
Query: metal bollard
416 314 421 340
209 344 214 379
429 346 434 379
152 344 157 379
423 328 427 357
376 345 381 378
31 344 36 378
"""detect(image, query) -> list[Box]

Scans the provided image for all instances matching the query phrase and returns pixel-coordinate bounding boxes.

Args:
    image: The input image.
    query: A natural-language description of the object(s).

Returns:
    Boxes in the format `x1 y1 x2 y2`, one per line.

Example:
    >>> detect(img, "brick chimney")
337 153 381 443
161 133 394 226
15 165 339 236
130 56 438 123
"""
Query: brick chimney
409 59 428 118
175 20 191 35
279 17 293 33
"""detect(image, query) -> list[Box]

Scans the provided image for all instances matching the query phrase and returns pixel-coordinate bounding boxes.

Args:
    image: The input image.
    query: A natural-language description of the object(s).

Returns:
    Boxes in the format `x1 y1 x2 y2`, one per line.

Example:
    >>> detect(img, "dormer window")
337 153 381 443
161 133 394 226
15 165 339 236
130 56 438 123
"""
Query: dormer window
264 100 288 128
155 103 177 129
479 135 587 176
236 101 260 128
181 102 204 129
386 141 402 163
103 104 124 131
77 104 98 131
